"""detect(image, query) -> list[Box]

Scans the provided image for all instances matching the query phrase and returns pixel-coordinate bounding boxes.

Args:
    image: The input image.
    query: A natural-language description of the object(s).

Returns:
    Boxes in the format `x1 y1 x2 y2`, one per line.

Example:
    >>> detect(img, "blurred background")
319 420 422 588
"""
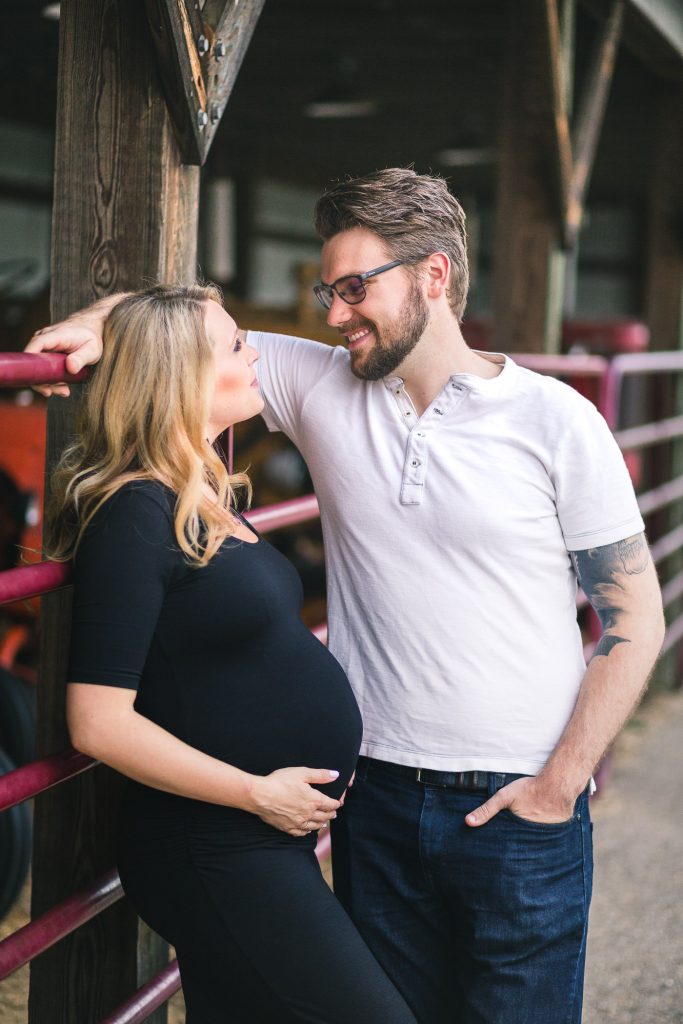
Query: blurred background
0 2 681 1021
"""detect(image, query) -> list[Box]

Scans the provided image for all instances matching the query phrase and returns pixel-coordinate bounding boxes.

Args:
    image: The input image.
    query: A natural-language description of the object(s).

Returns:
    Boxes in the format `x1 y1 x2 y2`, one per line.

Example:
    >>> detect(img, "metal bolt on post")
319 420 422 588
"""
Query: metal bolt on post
215 39 226 58
197 109 209 130
197 34 209 55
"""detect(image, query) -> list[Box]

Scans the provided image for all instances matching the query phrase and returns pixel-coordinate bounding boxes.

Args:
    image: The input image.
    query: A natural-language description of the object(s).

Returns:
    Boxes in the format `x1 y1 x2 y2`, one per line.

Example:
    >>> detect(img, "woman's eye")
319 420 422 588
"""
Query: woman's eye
233 337 242 352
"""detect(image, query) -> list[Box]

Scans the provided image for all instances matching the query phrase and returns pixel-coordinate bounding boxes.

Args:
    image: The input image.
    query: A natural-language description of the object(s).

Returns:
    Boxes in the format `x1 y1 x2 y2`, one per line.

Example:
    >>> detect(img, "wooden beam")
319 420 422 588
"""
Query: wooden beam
28 1 198 1021
566 0 625 246
493 0 566 352
542 0 574 245
145 0 209 165
145 0 266 165
201 0 229 26
210 0 266 124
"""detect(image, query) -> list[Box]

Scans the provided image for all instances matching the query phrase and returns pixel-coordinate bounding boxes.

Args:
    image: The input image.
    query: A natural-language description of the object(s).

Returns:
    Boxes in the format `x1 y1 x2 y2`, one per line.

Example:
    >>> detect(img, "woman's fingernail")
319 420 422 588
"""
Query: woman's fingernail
328 770 339 779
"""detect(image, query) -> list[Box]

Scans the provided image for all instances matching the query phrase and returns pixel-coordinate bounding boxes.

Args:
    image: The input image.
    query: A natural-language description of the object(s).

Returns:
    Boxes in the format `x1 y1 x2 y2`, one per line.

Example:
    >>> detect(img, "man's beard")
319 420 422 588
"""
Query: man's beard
348 281 429 381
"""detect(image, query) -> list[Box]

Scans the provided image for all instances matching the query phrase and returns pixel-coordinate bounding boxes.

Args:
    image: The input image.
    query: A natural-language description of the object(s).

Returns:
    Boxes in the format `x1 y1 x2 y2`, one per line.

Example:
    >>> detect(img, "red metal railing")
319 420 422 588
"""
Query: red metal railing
0 352 88 388
0 748 94 814
0 869 122 979
0 560 70 604
1 347 682 1022
604 352 683 658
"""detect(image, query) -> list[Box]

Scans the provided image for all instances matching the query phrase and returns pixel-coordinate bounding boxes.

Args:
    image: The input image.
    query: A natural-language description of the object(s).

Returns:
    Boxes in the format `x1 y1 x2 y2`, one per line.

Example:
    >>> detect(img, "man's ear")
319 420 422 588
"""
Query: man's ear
423 252 451 299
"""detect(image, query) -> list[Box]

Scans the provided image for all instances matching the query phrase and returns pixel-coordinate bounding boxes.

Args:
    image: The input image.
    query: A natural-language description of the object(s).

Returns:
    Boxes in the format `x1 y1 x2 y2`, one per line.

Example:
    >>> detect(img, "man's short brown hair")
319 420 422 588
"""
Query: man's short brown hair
314 167 469 321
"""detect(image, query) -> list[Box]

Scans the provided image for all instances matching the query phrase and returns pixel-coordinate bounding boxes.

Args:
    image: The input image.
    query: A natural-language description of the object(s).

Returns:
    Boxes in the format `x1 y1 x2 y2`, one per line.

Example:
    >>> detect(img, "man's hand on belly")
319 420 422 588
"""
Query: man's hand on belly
245 767 341 836
465 775 578 827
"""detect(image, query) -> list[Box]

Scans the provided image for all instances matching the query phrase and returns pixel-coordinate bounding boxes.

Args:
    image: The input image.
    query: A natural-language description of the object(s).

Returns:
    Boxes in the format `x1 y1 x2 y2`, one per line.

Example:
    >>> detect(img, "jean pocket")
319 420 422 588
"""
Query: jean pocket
500 807 577 830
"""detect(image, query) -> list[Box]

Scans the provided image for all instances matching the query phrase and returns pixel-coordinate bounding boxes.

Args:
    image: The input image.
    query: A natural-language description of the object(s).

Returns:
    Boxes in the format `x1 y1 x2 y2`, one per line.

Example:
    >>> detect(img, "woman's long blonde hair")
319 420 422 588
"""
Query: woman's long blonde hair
47 284 251 566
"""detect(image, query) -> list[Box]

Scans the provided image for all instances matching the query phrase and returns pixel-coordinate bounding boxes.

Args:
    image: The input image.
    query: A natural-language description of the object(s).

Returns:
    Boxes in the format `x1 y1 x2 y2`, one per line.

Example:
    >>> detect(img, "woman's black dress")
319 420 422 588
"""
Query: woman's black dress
67 481 416 1024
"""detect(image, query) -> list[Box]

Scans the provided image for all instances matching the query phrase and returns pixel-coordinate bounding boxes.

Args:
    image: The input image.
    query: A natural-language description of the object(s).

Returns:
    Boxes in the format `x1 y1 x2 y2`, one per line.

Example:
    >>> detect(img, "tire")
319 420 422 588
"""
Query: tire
0 667 36 767
0 744 32 922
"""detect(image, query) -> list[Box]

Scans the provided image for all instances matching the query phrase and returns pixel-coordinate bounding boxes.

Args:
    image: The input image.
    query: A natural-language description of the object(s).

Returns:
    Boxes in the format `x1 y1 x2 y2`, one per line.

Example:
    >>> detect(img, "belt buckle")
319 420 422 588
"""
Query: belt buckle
416 767 449 787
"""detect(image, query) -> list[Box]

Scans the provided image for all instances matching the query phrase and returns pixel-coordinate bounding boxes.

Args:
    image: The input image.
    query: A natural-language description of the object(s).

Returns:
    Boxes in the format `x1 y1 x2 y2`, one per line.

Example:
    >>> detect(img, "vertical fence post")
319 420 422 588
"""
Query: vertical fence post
28 1 198 1021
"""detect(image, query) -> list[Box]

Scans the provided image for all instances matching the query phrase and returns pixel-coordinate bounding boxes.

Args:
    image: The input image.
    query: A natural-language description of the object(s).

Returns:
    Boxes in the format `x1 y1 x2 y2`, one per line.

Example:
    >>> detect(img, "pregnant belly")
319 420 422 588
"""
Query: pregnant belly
175 643 363 801
223 668 362 800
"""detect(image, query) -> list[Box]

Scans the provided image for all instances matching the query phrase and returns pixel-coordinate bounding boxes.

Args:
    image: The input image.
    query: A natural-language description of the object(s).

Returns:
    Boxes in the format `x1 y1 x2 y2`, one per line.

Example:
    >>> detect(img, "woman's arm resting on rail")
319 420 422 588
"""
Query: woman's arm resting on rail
68 682 340 837
23 292 128 397
467 532 666 826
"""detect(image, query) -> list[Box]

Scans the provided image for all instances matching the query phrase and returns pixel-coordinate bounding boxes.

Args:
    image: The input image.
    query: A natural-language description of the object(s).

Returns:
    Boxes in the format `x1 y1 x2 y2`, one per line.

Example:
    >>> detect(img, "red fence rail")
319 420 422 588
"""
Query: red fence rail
0 352 88 388
0 868 122 980
0 748 94 814
1 347 682 1022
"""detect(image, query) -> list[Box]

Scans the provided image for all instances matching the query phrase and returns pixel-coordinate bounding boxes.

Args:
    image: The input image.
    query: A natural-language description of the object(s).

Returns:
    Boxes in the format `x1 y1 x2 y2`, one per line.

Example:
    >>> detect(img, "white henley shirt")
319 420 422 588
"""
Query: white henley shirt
251 331 645 775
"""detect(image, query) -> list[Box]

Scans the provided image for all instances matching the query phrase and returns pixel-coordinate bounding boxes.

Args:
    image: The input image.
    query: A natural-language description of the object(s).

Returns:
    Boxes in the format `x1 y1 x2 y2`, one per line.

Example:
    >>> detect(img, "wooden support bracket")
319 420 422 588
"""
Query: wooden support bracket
543 0 574 247
566 0 625 246
145 0 266 166
540 0 624 249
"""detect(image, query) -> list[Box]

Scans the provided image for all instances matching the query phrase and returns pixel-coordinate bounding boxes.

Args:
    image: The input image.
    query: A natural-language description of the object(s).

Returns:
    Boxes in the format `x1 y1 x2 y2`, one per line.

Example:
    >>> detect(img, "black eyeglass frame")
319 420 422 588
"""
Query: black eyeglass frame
313 259 404 310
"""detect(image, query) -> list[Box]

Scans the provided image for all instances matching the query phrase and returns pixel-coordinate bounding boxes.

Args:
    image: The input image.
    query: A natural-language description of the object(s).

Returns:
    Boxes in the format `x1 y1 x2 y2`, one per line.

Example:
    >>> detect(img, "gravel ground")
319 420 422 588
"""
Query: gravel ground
584 688 683 1024
2 692 681 1023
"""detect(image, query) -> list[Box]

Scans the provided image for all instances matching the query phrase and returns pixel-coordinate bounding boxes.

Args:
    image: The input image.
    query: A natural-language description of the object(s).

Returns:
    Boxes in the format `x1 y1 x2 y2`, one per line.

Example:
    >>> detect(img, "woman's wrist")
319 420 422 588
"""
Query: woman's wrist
230 768 262 814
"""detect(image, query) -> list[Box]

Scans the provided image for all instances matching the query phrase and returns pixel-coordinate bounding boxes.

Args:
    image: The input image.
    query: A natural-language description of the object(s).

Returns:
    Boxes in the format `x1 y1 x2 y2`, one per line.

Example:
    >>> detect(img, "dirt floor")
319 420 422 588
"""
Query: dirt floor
583 688 683 1023
1 690 681 1023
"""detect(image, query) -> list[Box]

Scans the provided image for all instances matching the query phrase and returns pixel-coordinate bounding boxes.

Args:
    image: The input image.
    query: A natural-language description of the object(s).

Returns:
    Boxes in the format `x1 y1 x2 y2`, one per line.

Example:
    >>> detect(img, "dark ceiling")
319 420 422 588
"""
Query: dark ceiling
0 1 679 203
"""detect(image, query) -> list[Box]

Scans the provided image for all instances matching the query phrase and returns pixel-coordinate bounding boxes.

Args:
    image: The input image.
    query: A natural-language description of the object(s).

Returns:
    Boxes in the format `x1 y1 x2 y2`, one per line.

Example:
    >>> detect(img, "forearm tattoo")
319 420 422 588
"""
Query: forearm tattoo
571 533 650 658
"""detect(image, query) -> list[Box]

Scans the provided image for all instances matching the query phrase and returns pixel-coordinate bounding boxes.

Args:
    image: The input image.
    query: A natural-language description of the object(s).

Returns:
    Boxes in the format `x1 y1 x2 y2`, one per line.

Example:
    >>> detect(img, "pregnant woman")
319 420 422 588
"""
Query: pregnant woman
47 285 416 1024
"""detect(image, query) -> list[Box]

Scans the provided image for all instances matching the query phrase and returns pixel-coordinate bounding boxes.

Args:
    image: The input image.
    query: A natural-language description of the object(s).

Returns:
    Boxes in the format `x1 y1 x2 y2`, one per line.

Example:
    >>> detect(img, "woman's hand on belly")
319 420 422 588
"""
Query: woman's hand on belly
245 767 341 836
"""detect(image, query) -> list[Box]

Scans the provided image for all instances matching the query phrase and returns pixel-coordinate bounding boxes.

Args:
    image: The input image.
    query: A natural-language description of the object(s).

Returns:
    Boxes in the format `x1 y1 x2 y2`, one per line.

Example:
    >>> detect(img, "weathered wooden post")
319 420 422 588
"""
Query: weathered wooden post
29 0 263 1019
494 0 623 353
493 0 569 353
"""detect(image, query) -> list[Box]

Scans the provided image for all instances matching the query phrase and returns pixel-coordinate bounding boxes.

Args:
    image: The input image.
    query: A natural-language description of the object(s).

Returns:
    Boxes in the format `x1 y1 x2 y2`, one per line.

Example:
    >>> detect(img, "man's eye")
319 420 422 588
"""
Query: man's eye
341 279 365 298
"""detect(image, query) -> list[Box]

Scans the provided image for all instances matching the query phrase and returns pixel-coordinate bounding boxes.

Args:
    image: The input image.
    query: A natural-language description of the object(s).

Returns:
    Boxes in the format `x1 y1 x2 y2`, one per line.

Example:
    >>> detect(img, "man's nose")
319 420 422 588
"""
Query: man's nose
326 292 353 329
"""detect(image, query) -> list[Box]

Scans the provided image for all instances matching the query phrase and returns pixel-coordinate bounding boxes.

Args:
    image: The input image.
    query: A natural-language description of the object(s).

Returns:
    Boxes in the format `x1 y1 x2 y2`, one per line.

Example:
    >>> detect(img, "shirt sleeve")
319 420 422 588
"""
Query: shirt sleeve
248 330 340 444
67 483 179 690
552 398 645 552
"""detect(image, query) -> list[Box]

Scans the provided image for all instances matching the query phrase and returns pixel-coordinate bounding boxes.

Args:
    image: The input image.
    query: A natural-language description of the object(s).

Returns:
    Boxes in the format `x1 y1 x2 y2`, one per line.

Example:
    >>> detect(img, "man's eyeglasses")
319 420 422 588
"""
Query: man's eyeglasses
313 260 403 311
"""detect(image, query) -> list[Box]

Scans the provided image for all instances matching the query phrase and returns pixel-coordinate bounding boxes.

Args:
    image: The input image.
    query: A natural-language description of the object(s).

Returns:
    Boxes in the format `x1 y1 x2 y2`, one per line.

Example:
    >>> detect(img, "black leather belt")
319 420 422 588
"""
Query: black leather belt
417 768 490 791
367 758 491 792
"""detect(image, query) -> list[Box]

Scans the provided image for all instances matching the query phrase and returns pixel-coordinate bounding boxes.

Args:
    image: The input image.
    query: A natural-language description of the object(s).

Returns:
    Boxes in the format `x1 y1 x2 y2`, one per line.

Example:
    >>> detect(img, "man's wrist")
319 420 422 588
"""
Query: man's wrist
536 764 589 804
71 292 131 327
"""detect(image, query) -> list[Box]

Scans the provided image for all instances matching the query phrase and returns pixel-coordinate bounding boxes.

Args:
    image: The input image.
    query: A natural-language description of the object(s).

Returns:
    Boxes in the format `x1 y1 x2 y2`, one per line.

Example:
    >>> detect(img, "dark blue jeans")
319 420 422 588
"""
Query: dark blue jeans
331 757 593 1024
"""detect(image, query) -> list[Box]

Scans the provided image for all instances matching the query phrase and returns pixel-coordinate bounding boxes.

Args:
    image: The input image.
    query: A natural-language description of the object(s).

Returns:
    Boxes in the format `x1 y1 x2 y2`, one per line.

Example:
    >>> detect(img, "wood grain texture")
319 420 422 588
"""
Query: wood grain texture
542 0 574 244
146 0 266 165
567 0 624 246
29 1 199 1021
493 0 564 353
